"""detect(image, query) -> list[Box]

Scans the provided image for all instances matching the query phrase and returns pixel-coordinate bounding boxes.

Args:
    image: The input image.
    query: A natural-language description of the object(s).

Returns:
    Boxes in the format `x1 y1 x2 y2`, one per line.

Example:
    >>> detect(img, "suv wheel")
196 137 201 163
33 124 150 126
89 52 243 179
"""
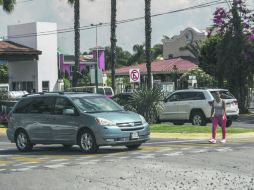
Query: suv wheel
126 144 141 150
15 130 33 152
78 129 98 153
191 111 206 126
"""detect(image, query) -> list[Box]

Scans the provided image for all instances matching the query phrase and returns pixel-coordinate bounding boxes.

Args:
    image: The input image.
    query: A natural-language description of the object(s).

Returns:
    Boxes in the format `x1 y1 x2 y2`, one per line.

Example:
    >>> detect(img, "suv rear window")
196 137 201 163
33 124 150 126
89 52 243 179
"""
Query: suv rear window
210 90 235 99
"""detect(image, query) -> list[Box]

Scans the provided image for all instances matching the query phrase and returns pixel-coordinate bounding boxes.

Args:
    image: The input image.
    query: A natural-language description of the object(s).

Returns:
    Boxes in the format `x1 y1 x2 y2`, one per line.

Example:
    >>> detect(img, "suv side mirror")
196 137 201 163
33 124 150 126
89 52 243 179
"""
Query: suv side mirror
63 109 75 115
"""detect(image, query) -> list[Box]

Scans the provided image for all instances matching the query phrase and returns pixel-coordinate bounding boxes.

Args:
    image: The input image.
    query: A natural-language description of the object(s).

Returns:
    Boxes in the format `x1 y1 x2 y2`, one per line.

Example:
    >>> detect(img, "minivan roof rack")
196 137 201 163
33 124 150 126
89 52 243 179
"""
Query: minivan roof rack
22 91 65 97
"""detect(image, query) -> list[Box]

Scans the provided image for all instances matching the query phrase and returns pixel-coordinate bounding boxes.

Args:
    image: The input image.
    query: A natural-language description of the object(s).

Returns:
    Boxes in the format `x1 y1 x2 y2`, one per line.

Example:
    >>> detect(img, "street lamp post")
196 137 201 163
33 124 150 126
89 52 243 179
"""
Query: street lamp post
91 23 102 93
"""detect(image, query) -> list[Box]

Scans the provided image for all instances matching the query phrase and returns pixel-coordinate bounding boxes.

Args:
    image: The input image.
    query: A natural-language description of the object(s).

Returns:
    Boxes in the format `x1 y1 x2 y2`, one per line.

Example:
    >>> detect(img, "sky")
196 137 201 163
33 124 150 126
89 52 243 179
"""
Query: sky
0 0 253 54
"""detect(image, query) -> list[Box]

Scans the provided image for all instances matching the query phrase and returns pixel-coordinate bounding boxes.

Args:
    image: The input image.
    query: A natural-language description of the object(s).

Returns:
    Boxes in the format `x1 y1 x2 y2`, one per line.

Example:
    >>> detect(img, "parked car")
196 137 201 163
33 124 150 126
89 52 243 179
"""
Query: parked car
67 86 114 98
0 100 18 124
7 92 150 152
158 89 239 127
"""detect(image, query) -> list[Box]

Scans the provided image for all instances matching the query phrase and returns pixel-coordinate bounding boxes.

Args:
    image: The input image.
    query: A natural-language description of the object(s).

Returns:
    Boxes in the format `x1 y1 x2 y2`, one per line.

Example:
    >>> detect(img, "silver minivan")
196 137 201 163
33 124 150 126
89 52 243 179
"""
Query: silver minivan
7 92 150 153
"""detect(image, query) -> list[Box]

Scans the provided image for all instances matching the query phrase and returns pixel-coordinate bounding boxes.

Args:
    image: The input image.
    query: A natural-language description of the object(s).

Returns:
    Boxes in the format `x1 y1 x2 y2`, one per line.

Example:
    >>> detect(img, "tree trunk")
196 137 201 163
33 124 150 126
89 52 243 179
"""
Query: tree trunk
110 0 117 93
145 0 152 89
72 0 80 87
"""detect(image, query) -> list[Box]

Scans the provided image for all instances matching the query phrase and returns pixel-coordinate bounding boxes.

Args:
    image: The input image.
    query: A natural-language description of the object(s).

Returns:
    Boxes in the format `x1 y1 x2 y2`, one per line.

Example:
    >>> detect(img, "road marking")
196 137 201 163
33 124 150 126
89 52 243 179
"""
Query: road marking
136 154 155 159
49 159 69 162
43 163 68 169
164 151 183 156
190 149 209 153
145 139 205 145
0 169 6 172
10 166 38 172
13 162 39 167
0 161 13 166
216 147 233 152
11 156 40 162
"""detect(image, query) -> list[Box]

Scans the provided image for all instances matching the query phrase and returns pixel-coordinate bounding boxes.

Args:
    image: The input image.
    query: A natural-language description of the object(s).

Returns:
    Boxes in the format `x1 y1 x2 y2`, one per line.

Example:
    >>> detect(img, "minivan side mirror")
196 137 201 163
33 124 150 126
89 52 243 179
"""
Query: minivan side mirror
63 109 75 115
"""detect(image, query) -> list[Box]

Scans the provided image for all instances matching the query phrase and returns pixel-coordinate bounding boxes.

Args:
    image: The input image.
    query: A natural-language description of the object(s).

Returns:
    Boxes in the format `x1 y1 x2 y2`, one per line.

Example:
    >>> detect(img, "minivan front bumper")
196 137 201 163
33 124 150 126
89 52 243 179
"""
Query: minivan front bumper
95 123 150 146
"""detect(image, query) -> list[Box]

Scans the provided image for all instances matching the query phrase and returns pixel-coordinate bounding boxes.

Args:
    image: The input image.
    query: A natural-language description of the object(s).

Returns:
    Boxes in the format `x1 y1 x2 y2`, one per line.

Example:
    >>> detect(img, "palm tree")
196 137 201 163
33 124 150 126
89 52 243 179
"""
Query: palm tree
145 0 152 89
0 0 16 12
110 0 117 93
68 0 80 87
132 44 145 64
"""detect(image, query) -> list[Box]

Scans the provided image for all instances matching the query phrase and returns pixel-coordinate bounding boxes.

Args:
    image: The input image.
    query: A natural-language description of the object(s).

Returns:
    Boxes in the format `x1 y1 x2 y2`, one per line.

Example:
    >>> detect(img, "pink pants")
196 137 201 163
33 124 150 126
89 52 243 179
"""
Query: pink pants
212 115 227 139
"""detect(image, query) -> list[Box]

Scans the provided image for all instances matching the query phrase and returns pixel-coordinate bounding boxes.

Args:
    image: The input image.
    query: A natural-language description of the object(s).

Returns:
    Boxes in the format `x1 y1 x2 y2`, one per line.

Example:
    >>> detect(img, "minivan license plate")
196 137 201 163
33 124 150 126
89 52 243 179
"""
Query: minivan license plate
130 132 139 139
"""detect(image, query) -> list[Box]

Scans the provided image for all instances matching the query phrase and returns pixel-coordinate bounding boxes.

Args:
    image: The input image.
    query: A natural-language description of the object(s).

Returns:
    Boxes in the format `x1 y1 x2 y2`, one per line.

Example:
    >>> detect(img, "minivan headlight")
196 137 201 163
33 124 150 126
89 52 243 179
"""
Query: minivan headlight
139 115 147 124
96 118 115 126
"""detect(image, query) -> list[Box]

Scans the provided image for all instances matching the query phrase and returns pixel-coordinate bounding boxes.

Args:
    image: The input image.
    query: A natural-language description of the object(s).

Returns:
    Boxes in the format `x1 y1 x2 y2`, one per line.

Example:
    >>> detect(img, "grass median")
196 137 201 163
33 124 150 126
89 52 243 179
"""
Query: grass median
150 124 254 139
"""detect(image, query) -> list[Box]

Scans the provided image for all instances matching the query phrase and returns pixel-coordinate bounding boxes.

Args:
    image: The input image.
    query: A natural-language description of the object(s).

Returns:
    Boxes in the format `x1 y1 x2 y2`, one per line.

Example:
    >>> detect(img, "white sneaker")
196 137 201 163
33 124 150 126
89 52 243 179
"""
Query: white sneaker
220 139 226 144
209 139 216 144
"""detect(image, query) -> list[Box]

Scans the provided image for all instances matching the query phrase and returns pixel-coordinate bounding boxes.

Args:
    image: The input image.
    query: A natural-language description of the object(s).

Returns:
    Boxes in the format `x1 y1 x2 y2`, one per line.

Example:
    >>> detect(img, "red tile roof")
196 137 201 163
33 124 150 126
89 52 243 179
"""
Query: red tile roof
0 41 42 55
105 58 198 75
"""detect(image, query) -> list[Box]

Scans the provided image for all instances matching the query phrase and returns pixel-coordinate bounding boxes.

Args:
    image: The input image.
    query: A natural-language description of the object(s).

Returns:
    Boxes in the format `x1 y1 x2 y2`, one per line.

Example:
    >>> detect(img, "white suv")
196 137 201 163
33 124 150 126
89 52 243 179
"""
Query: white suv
159 89 239 127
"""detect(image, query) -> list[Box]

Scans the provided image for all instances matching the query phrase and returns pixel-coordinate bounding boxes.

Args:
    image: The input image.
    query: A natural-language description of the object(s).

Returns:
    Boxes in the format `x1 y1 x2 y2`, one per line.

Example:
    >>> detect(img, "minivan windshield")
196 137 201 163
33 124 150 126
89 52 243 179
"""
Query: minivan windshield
71 96 124 113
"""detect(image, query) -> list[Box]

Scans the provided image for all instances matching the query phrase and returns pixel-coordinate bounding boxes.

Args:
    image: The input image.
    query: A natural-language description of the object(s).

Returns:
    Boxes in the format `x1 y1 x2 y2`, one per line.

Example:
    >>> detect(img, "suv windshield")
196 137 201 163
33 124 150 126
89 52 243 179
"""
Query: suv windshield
71 96 123 113
210 90 235 99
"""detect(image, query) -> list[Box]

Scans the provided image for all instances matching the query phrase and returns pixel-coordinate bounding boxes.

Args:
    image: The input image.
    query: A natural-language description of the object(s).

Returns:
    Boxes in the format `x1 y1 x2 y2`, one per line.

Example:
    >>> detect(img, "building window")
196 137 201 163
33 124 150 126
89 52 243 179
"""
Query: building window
12 81 34 93
42 81 49 92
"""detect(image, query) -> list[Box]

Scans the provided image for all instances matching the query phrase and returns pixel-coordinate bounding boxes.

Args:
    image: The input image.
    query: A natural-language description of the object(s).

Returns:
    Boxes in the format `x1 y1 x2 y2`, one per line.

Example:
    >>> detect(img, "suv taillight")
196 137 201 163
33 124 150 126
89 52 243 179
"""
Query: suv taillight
208 101 214 106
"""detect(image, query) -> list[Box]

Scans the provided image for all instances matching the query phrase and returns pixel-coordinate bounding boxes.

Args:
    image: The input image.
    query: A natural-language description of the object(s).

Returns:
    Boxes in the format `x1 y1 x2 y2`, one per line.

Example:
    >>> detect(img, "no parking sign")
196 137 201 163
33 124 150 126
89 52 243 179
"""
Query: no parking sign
129 69 140 83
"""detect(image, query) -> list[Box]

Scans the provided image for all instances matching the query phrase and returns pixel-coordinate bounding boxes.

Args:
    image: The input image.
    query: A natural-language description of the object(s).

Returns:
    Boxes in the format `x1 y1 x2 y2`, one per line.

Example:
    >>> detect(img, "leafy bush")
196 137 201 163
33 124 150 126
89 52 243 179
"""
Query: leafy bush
129 86 165 124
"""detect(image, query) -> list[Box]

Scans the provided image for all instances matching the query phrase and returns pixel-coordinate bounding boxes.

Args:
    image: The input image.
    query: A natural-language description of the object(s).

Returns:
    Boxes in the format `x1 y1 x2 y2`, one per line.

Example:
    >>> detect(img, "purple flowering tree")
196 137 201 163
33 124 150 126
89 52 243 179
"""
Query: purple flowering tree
212 0 254 112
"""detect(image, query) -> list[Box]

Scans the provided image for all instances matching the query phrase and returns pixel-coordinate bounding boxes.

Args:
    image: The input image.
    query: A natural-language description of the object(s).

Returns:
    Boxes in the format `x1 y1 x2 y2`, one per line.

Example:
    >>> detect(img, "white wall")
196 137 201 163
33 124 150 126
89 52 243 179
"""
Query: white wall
7 22 58 92
36 22 58 92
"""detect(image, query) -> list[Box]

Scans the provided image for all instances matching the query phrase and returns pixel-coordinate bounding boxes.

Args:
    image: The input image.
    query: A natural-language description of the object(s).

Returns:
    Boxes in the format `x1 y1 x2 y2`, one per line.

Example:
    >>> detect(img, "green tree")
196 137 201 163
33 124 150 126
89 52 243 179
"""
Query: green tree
212 1 254 112
0 0 16 12
199 35 223 86
105 46 132 70
179 68 216 89
151 44 163 60
145 0 152 89
110 0 117 93
131 44 145 64
78 69 90 86
129 86 165 124
0 64 8 83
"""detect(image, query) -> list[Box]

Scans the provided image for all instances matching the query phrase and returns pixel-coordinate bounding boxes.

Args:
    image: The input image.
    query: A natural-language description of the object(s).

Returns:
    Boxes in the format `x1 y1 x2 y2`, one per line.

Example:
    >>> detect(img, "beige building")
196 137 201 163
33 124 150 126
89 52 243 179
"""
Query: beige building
162 27 207 59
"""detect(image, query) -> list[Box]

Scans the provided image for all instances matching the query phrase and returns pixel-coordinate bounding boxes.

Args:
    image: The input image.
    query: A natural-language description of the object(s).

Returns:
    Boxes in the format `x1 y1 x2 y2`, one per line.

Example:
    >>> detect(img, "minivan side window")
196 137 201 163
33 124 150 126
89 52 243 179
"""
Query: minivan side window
54 97 75 115
14 98 33 113
28 97 54 114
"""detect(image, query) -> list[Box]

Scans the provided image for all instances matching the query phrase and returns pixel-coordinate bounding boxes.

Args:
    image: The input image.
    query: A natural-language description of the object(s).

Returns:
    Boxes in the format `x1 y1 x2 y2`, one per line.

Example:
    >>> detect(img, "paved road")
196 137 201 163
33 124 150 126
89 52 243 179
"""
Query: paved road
0 134 254 189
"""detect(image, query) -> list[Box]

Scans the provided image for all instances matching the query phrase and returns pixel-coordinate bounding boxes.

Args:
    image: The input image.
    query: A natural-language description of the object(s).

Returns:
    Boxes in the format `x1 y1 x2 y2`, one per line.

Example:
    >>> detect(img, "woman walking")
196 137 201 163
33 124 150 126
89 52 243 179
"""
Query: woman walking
209 92 227 144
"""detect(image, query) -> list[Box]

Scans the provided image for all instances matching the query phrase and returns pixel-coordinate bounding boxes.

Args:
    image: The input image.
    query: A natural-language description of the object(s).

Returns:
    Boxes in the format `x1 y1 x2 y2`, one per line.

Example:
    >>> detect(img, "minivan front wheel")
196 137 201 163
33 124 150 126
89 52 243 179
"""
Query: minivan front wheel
191 111 206 126
15 130 33 152
78 129 98 153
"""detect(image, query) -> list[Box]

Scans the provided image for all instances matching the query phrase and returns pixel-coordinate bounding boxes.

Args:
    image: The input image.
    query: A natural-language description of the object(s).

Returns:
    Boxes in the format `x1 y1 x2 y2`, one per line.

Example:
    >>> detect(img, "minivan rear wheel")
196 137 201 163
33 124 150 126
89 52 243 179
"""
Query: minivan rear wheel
78 129 98 153
15 130 33 152
191 111 206 126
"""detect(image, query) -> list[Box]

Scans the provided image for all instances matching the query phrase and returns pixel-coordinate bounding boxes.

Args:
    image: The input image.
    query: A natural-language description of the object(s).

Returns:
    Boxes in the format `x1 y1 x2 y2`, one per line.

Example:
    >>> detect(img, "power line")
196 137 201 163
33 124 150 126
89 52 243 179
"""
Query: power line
6 0 226 39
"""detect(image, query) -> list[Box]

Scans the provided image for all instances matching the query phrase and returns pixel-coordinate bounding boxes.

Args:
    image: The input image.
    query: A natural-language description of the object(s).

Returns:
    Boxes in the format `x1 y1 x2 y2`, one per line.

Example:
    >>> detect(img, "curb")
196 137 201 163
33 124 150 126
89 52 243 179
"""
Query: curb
0 128 6 135
150 132 254 140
